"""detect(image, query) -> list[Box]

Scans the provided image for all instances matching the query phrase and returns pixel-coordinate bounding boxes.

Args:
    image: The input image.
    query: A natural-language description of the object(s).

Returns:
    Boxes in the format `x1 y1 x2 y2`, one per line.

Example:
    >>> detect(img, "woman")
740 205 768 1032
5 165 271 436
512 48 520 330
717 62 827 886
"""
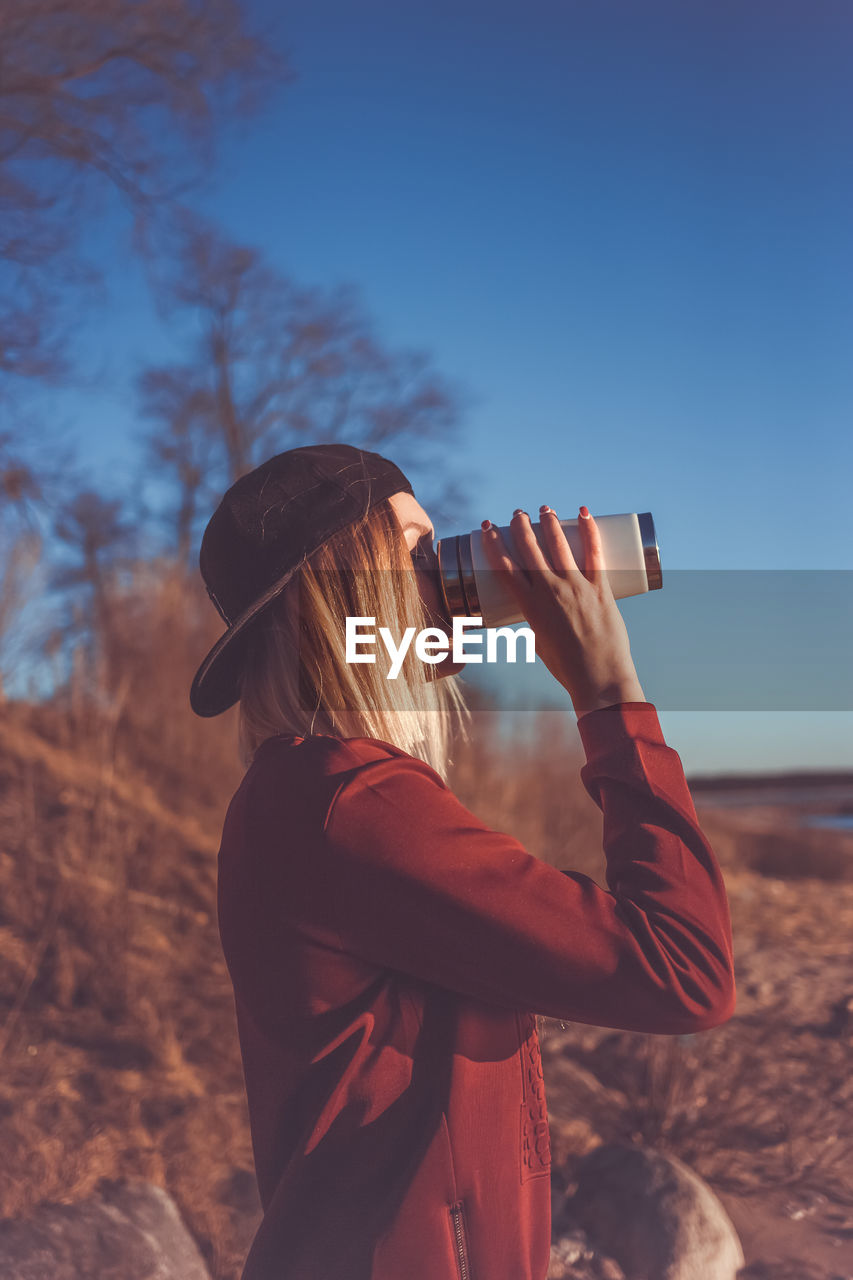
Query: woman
190 442 735 1280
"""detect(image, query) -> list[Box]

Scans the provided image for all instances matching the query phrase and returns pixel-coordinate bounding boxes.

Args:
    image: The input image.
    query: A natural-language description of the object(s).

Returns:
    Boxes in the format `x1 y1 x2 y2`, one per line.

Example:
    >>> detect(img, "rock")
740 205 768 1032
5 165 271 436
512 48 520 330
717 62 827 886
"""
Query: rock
822 992 853 1037
0 1180 211 1280
566 1144 745 1280
548 1227 626 1279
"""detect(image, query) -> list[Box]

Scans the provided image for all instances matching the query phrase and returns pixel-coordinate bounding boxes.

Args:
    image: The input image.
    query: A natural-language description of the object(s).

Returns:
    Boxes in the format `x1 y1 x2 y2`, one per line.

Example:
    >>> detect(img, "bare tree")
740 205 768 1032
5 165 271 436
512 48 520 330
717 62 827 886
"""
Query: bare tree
139 369 211 564
0 0 288 391
139 212 469 561
52 488 136 679
0 433 41 513
0 433 45 692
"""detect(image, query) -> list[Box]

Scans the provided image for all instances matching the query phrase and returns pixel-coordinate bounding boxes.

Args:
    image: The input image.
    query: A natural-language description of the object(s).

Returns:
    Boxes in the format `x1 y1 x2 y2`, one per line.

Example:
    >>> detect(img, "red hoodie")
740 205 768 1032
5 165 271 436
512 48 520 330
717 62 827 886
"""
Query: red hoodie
216 701 736 1280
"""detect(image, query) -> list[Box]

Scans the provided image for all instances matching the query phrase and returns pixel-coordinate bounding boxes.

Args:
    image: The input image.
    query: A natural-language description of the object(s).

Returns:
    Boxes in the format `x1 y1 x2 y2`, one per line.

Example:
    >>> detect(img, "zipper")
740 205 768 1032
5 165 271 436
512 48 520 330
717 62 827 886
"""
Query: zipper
449 1200 471 1280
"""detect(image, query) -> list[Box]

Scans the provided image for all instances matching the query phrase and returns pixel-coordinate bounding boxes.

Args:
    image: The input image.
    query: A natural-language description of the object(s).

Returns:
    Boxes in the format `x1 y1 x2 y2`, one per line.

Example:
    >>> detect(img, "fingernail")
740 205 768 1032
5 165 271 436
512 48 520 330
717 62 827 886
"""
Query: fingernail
579 505 590 519
481 519 492 530
539 504 551 513
513 508 527 517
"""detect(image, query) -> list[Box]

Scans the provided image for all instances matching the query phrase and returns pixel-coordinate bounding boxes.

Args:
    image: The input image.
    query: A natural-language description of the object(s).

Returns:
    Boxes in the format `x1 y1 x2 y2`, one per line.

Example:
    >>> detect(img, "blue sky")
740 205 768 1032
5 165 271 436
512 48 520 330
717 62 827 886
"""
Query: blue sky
29 0 853 775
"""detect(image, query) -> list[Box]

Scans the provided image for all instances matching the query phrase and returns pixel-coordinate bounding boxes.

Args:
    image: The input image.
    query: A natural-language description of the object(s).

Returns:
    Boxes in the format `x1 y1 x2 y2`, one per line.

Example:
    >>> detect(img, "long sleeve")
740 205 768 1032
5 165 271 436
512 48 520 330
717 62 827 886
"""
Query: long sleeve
298 702 736 1034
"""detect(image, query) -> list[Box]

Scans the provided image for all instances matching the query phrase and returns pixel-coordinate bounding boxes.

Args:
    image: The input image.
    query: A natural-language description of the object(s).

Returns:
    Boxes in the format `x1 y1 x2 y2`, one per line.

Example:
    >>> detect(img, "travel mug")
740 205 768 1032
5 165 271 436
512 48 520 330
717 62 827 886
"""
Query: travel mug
435 512 662 628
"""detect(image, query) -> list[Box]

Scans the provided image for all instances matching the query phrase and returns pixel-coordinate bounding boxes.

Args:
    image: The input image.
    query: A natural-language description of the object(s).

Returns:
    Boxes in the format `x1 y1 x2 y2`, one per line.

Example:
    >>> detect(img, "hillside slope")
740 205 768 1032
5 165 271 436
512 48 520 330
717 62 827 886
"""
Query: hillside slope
0 701 851 1277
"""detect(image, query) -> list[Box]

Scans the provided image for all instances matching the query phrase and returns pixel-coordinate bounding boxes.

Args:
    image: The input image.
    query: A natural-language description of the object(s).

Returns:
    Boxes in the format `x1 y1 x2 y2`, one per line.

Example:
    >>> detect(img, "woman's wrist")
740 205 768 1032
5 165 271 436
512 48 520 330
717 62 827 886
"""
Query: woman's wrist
571 676 647 718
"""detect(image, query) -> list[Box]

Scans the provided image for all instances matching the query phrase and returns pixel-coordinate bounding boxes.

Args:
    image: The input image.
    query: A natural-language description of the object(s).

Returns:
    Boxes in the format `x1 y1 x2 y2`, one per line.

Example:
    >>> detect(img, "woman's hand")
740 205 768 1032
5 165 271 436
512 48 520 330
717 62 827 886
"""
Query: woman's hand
480 505 646 716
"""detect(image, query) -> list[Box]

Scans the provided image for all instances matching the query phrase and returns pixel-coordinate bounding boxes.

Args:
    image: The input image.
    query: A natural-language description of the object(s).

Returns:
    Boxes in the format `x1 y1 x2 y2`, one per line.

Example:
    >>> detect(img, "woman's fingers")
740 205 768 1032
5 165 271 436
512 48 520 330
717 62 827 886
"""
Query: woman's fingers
577 506 607 587
509 509 550 573
479 520 534 611
540 505 607 588
538 506 578 574
481 505 608 606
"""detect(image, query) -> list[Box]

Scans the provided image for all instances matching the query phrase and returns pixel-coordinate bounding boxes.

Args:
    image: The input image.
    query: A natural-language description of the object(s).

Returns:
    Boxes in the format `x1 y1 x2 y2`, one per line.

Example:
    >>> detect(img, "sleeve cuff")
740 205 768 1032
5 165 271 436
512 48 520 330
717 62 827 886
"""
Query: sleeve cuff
576 701 666 761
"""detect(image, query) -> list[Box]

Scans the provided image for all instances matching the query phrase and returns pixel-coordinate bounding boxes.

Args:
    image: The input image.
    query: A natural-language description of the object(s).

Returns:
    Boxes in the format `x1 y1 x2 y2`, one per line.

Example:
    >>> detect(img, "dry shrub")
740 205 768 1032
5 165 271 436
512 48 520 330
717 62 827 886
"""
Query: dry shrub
449 704 605 881
41 556 244 826
545 1018 852 1199
0 696 255 1275
696 808 853 885
2 573 851 1276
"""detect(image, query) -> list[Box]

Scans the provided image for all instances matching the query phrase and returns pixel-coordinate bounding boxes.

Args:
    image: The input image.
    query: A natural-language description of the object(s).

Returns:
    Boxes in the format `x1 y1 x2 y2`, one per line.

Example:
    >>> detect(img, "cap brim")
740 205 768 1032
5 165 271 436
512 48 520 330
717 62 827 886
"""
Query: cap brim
189 564 301 718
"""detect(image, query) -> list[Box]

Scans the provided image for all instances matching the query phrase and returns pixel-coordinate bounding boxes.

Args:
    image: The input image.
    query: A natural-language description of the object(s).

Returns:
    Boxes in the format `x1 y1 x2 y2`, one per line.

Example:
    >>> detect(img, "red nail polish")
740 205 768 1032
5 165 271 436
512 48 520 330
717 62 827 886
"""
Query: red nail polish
481 519 491 530
579 505 590 519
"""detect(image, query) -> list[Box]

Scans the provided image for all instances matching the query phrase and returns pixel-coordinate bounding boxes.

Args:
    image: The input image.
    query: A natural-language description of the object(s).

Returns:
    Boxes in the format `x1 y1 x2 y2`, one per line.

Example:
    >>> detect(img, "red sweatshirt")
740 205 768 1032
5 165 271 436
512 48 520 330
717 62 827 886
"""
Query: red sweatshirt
216 702 735 1280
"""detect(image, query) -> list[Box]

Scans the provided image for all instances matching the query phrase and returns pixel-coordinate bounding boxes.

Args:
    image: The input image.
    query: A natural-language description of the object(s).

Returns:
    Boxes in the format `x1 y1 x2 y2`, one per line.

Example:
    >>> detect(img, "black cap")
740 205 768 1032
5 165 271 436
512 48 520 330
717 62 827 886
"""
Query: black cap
189 443 414 717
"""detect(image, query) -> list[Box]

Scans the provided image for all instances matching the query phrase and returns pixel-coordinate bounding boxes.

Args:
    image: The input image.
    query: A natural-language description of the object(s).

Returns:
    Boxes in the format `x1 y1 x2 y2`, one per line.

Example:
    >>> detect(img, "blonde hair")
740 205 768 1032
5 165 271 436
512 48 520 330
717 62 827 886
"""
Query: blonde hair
237 497 469 779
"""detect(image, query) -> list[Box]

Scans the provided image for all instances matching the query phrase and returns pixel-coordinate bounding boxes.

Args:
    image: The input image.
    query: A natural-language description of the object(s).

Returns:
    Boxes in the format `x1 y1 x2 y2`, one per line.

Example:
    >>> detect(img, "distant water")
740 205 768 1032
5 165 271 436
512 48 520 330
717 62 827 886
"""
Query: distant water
802 814 853 832
692 784 853 834
692 784 853 810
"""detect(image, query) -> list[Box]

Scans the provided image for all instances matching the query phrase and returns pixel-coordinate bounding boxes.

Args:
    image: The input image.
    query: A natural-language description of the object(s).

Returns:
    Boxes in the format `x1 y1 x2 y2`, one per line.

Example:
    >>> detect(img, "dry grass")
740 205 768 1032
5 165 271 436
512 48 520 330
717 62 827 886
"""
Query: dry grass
0 560 851 1277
